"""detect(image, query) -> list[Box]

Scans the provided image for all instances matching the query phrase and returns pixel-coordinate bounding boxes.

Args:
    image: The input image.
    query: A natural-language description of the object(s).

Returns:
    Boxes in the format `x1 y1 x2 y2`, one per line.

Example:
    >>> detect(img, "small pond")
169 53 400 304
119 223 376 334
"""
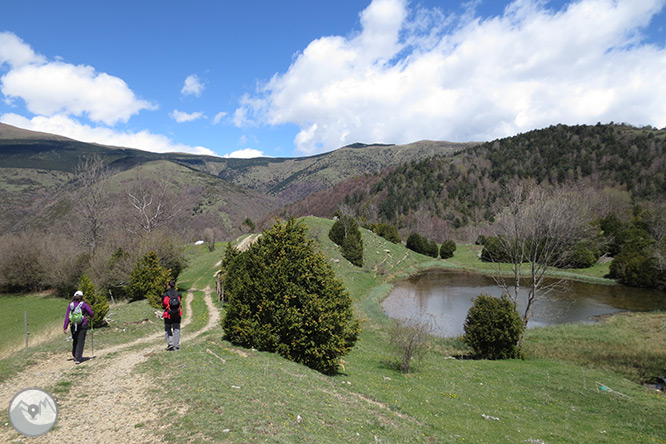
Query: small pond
382 269 666 337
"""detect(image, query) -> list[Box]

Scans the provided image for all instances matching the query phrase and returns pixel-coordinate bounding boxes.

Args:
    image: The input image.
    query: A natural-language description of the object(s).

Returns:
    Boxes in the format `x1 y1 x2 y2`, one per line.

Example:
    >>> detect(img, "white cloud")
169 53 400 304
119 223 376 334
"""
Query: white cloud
181 74 205 97
235 0 666 155
170 109 205 123
0 32 46 68
1 113 216 156
213 111 227 124
0 31 215 156
0 32 154 125
223 148 265 158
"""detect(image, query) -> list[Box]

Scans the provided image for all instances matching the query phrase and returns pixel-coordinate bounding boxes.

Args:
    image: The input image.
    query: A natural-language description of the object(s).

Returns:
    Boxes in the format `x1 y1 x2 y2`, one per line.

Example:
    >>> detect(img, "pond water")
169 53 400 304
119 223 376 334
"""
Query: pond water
382 269 666 337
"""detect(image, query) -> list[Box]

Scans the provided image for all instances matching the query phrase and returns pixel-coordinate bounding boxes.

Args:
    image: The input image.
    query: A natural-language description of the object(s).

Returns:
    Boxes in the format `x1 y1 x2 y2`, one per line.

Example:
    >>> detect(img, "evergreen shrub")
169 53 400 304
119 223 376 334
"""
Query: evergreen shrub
564 244 597 268
463 294 524 360
610 251 660 288
368 223 401 244
223 218 361 374
439 240 457 259
480 236 511 262
406 233 438 258
329 215 364 267
128 251 172 308
78 275 109 327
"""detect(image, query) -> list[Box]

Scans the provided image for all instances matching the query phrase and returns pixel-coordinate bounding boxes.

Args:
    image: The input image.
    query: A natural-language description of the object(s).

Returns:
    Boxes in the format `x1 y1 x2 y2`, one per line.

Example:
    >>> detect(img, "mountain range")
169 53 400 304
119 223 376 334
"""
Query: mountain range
0 122 475 239
2 122 665 243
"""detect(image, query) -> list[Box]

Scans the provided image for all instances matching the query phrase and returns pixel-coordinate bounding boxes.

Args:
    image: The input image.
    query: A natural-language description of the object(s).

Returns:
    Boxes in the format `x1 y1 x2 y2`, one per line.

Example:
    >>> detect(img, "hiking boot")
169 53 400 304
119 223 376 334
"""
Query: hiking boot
166 346 174 351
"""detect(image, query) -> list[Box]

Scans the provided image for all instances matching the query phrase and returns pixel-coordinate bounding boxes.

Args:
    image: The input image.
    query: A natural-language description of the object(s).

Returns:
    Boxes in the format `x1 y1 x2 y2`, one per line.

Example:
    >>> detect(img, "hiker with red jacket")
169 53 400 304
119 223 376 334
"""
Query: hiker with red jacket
162 280 182 351
63 290 94 364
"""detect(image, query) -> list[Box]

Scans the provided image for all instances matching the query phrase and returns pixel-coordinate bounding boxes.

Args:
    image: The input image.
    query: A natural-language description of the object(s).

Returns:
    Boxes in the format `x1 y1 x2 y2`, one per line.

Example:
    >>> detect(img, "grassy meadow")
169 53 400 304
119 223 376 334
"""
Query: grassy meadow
1 292 66 358
1 216 665 443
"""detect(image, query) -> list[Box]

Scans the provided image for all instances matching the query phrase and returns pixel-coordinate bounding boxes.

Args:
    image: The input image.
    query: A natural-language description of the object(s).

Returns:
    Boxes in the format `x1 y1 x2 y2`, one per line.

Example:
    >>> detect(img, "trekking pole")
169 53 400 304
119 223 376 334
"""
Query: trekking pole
91 318 95 358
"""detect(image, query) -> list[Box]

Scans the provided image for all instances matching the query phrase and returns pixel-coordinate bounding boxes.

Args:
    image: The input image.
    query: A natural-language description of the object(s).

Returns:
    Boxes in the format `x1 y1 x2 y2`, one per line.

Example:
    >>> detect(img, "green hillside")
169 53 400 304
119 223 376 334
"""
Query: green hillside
157 217 666 443
2 217 664 443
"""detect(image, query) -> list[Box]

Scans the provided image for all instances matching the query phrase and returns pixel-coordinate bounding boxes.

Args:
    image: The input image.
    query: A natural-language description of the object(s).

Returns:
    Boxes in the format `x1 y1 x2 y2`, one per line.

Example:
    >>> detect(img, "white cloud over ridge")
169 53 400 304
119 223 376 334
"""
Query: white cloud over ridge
0 31 212 156
236 0 666 155
0 32 154 125
1 113 216 156
223 148 265 159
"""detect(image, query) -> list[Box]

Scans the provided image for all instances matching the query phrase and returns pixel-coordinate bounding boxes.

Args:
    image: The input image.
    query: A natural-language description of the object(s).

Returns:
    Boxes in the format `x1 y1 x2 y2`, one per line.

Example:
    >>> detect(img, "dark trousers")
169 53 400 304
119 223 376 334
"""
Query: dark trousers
71 325 87 361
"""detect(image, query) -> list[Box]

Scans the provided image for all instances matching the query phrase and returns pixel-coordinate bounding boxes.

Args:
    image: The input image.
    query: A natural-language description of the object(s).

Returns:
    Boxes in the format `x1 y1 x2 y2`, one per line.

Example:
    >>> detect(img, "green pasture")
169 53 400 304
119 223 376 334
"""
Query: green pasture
1 293 65 357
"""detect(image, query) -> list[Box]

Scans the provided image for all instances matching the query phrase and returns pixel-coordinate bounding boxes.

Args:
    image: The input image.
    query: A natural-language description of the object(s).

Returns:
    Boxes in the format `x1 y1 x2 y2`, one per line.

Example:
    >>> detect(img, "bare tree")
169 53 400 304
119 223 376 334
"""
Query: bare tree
644 201 666 244
490 184 592 344
125 178 184 236
202 227 218 252
336 203 356 219
74 154 111 257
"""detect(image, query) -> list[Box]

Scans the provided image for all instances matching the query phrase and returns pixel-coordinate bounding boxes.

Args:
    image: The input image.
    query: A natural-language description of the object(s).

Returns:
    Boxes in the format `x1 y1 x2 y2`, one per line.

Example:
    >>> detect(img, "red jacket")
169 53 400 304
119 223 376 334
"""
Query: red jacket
162 289 182 320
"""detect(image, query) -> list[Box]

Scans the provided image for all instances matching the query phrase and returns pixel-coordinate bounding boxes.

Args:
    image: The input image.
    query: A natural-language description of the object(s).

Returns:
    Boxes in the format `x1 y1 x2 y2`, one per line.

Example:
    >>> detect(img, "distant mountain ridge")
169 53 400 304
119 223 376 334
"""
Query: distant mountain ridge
0 122 476 239
0 122 476 203
0 123 74 141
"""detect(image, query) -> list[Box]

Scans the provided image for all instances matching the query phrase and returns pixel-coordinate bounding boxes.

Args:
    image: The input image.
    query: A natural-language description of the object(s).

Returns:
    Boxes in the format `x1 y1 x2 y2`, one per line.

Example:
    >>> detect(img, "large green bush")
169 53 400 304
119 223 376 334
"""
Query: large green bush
563 242 598 269
406 233 438 258
368 223 401 244
463 294 524 360
223 218 361 374
341 230 364 267
610 251 661 288
480 236 512 263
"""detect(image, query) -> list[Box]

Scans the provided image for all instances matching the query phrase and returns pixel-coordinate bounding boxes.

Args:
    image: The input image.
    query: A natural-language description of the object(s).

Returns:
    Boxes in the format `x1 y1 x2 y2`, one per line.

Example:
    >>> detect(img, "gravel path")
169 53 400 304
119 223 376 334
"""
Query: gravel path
1 285 220 443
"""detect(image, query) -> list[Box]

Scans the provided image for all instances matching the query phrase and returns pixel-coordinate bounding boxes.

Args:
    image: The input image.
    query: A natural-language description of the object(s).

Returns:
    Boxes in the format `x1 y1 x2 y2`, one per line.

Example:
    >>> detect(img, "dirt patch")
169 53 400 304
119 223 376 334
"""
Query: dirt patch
235 233 261 251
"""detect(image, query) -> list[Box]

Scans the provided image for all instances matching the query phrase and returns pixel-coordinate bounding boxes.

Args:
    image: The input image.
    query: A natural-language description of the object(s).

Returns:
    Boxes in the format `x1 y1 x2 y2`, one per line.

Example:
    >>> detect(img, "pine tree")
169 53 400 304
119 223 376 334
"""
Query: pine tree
128 251 172 308
329 215 364 267
77 275 109 328
341 231 364 267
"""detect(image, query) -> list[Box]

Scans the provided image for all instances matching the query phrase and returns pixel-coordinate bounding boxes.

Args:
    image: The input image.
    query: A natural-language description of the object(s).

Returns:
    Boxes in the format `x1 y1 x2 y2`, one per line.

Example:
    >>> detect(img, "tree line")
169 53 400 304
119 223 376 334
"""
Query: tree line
335 124 665 241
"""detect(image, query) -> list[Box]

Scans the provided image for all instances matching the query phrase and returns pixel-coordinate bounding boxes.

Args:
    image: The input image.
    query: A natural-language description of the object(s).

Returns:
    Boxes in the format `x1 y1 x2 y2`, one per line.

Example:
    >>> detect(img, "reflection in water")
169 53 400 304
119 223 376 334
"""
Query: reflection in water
382 269 666 337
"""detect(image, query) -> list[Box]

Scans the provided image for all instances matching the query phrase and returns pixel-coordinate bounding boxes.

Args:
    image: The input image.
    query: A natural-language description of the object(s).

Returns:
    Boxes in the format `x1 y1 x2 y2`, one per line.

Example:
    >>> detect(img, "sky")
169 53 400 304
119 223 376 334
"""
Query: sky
1 0 665 158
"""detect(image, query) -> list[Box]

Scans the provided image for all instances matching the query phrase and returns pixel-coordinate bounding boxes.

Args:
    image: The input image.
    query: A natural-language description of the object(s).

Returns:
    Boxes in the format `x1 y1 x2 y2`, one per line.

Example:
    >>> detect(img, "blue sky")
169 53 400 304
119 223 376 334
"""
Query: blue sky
1 0 665 158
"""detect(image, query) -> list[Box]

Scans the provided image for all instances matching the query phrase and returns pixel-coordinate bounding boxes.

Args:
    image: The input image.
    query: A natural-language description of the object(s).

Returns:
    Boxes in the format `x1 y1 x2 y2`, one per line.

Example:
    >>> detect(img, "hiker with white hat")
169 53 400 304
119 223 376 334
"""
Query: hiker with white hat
63 290 94 364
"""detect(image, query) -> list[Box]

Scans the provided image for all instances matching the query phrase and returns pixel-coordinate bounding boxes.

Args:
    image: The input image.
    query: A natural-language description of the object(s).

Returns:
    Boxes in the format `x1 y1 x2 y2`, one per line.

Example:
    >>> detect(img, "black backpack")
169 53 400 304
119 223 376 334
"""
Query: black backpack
168 290 180 316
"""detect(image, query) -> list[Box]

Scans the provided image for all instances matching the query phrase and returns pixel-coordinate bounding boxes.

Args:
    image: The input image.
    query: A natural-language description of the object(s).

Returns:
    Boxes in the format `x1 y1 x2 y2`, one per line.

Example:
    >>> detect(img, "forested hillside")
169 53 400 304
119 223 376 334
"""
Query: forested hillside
285 124 666 242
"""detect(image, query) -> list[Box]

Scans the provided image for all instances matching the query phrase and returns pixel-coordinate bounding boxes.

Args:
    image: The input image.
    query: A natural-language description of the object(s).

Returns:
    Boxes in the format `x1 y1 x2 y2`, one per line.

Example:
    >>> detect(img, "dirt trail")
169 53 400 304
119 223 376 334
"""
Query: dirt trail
1 285 220 443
